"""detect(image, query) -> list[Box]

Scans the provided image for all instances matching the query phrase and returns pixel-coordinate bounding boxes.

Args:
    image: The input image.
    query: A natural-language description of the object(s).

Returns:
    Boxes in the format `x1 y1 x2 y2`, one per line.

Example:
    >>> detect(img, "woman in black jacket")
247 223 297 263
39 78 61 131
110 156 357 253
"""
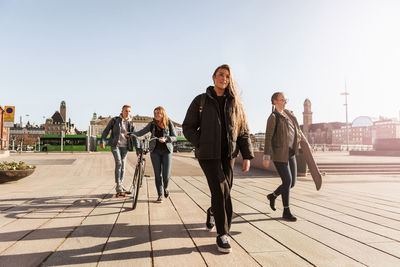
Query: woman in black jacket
183 64 254 253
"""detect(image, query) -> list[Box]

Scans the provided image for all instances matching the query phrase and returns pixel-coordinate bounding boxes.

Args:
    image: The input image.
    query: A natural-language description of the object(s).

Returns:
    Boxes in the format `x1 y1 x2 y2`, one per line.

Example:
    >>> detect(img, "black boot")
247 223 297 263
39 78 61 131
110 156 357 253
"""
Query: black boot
267 193 277 211
283 207 297 221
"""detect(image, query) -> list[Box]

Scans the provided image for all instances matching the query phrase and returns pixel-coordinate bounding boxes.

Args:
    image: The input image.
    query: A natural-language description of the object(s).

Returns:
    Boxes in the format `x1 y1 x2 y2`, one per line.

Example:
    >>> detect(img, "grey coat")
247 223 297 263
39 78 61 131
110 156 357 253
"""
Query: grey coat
264 109 308 162
131 120 177 153
100 116 137 148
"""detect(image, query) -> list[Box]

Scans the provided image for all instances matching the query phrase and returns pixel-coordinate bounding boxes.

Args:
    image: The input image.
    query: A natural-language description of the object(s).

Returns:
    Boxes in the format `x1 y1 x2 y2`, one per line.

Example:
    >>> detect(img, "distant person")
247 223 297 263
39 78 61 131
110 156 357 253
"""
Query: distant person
100 105 137 194
128 106 177 203
263 92 310 221
182 64 254 253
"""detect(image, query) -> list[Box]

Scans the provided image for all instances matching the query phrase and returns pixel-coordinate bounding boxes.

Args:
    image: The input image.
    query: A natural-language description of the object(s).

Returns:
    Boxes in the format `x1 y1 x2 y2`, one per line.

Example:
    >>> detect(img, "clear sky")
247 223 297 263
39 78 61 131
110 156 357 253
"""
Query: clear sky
1 0 399 133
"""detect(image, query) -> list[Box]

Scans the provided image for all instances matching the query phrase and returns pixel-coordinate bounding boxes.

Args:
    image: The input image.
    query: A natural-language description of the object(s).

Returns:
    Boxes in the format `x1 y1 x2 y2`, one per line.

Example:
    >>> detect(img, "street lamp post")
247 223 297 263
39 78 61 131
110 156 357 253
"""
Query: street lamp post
20 138 24 153
341 83 350 151
61 131 64 152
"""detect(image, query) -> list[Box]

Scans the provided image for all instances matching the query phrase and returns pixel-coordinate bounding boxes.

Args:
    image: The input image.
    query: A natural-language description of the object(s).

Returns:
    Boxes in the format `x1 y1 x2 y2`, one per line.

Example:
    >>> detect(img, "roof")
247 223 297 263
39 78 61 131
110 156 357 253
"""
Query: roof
51 111 65 123
352 116 374 127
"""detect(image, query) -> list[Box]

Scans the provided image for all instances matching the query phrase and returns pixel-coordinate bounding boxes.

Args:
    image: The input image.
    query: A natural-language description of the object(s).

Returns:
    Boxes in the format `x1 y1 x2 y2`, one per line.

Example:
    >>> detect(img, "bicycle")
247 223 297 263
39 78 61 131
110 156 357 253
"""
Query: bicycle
129 135 159 210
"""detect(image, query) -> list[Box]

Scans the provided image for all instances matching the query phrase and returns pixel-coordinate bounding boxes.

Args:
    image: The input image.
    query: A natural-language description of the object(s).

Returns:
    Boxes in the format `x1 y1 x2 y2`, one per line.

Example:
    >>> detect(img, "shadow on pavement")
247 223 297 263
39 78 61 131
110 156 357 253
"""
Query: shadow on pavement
0 223 237 265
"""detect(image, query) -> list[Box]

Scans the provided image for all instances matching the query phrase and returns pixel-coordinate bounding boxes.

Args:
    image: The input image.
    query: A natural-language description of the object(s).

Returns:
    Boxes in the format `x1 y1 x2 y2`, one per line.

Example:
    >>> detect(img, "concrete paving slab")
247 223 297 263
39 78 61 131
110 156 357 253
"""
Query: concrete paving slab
98 179 152 267
168 180 261 267
1 152 399 266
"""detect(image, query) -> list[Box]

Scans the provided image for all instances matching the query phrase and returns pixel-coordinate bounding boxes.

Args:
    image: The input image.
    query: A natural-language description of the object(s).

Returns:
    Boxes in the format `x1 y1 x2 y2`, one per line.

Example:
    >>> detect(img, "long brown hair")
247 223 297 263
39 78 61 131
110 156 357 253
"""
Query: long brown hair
212 64 249 134
154 106 169 129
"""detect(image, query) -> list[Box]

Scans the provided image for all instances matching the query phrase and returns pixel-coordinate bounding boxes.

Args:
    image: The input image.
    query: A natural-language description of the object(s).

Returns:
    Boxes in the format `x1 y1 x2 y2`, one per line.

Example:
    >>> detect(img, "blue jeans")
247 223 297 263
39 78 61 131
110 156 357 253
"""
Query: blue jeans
273 149 297 207
111 146 128 183
150 149 172 197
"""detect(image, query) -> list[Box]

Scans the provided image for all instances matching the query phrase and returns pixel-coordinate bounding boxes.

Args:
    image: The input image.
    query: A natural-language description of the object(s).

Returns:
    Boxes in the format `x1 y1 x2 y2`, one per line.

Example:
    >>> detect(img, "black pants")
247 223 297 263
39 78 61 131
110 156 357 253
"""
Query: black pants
198 158 234 235
273 149 297 207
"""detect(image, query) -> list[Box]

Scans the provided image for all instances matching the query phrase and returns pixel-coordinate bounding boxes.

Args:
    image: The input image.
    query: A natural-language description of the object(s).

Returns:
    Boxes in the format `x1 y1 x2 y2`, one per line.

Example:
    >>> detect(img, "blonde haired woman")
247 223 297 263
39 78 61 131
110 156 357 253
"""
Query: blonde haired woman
183 64 254 253
129 106 177 202
263 92 310 221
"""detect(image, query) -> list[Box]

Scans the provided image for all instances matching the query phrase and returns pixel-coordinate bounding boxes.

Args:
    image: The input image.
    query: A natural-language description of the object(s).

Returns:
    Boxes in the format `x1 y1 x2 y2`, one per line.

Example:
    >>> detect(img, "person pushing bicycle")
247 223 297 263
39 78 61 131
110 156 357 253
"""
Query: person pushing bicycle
126 106 177 203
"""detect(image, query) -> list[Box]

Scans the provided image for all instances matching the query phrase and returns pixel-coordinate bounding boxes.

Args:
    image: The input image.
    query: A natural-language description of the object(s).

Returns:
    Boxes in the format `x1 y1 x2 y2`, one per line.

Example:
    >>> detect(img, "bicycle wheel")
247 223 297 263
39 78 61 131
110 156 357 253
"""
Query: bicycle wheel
132 164 141 210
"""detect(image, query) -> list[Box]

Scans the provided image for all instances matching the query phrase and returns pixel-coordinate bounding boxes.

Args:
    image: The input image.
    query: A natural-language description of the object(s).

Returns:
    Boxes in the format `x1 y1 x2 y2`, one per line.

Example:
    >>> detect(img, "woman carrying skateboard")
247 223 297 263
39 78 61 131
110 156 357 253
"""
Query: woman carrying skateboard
263 92 310 221
127 106 177 203
182 64 254 253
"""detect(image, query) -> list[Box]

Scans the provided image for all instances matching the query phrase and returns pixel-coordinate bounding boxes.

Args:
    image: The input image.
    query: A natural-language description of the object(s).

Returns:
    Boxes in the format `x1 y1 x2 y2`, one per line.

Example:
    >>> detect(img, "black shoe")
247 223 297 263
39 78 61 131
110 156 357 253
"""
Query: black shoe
206 207 215 231
164 188 169 198
283 207 297 221
157 196 163 203
267 193 277 211
216 235 232 253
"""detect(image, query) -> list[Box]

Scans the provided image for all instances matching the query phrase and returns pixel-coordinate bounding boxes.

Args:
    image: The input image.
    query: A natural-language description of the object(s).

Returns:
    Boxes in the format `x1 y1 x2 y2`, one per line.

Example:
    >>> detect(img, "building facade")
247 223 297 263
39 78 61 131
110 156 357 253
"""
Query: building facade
89 113 183 137
44 101 76 135
302 99 399 146
9 124 45 150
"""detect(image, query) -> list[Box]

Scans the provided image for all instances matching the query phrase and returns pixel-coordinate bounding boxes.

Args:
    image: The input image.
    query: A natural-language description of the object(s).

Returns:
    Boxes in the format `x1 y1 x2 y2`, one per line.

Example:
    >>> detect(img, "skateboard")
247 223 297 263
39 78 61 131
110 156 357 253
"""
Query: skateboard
115 191 132 198
300 140 322 190
115 192 127 197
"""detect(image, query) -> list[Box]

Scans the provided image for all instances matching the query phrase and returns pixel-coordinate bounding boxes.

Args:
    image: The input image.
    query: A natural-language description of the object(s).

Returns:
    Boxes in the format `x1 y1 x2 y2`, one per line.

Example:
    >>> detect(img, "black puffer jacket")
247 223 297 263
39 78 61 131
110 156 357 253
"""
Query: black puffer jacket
183 86 254 160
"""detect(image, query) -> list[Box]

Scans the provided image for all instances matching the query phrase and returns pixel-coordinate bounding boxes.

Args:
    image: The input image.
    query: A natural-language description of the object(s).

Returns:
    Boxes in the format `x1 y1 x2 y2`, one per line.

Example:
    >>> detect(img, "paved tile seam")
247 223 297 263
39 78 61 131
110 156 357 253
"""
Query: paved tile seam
257 177 400 209
173 176 314 266
40 185 116 265
97 190 130 265
187 176 374 265
270 174 400 205
169 177 262 266
244 179 400 237
231 180 400 260
145 176 155 267
0 186 112 255
167 190 209 266
290 198 400 233
2 153 400 266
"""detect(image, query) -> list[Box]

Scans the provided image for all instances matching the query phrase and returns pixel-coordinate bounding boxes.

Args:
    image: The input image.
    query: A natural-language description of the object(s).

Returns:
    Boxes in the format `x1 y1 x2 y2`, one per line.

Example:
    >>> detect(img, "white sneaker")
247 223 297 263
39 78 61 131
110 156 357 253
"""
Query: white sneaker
216 234 232 253
116 184 123 193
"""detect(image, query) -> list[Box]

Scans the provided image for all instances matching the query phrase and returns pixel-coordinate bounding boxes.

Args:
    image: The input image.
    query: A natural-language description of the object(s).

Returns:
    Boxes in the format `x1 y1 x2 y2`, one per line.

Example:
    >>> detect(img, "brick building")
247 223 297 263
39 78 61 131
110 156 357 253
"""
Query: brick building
44 101 76 135
9 124 45 150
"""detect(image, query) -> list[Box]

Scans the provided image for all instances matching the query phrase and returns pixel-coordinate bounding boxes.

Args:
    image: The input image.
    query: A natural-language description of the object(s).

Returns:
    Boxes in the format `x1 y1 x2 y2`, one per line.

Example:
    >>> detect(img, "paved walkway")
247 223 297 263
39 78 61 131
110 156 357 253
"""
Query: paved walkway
0 152 399 266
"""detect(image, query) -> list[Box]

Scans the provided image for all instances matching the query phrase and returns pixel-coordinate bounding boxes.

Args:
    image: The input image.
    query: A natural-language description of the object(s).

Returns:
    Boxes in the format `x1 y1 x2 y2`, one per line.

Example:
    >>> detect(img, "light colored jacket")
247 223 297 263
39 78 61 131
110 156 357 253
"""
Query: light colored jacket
264 109 308 162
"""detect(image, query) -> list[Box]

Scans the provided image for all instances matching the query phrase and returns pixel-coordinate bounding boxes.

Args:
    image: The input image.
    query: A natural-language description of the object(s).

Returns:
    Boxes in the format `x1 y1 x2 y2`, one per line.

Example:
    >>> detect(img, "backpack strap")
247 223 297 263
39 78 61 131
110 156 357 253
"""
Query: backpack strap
111 116 118 128
272 111 280 137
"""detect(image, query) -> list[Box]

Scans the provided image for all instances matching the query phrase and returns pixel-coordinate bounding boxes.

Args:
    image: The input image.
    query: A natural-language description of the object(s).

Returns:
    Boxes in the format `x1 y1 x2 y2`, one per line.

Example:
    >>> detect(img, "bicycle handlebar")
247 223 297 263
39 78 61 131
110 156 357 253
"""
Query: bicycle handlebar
127 133 165 155
127 133 160 141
